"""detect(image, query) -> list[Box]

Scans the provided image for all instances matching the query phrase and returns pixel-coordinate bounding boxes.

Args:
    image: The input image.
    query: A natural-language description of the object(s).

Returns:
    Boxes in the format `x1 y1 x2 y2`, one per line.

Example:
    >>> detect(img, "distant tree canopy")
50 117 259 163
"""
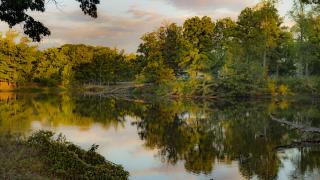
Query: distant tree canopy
0 0 100 41
136 0 320 97
0 30 137 86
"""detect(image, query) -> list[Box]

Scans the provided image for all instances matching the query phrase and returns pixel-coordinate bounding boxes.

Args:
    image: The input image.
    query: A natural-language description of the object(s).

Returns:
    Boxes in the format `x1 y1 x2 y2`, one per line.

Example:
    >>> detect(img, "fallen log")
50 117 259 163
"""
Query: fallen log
269 114 320 134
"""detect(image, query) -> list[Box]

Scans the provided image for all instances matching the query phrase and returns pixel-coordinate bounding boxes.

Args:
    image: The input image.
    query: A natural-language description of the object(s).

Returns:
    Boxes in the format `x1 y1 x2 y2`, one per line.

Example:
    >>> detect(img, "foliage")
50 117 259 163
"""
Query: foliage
0 133 49 179
274 76 320 95
0 30 37 84
217 61 266 97
0 0 100 41
134 0 320 98
27 130 129 179
0 31 137 87
1 0 320 98
0 130 129 179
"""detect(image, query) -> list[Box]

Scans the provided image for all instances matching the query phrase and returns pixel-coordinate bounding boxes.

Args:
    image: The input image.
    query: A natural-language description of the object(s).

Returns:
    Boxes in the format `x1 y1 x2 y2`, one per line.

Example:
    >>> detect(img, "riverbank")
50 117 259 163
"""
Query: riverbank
75 80 320 100
1 77 320 100
0 131 129 179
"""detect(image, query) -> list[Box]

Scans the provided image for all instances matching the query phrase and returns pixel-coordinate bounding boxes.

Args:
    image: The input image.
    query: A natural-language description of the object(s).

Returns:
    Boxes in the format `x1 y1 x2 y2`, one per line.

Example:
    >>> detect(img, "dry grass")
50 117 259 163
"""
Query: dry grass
0 134 52 179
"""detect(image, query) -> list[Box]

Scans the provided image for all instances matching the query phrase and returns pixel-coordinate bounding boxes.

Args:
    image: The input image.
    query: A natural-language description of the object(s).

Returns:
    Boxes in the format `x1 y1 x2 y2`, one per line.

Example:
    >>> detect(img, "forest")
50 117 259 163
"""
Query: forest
0 0 320 98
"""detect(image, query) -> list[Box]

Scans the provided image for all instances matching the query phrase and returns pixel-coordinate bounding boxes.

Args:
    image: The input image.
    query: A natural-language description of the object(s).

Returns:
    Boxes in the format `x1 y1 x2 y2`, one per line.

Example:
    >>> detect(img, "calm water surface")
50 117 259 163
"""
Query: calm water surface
0 92 320 180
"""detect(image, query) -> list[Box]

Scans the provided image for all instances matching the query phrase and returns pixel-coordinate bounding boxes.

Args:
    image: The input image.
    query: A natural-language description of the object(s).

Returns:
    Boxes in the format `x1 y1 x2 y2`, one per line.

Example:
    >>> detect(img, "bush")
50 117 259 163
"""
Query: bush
274 76 320 96
217 62 266 97
267 79 291 96
27 131 129 180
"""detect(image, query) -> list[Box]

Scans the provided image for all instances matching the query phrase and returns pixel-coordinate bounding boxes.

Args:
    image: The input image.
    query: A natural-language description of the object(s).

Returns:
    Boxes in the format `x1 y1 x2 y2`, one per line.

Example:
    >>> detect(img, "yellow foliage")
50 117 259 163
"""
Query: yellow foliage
279 84 289 96
279 100 289 110
268 80 291 97
267 80 277 96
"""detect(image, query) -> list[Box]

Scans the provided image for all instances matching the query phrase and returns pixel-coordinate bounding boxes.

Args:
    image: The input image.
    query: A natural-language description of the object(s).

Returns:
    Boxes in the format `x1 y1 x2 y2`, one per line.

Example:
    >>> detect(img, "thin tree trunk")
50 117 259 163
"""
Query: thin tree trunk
263 49 267 68
305 63 309 77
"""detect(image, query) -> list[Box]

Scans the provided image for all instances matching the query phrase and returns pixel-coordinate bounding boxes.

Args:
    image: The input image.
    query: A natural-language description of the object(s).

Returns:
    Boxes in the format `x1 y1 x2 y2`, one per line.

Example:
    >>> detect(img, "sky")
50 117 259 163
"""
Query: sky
0 0 293 53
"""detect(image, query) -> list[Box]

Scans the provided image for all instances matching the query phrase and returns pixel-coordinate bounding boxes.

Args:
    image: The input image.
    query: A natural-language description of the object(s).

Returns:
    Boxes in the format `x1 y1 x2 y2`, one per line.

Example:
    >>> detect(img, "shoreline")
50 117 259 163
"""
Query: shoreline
0 83 319 101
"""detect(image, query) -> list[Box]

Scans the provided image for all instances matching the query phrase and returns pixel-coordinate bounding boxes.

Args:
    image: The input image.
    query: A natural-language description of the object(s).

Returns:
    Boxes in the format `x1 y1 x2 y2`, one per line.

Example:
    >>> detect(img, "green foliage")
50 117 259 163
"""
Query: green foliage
0 30 37 84
134 1 320 98
0 133 49 179
1 0 320 98
217 62 266 97
274 76 320 95
27 130 129 179
0 32 137 87
237 1 283 69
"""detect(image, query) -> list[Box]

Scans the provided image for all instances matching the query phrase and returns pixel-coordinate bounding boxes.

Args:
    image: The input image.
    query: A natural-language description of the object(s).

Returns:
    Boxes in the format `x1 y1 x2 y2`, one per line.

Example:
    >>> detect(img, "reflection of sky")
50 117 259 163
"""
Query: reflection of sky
278 149 320 180
31 117 245 180
0 0 293 53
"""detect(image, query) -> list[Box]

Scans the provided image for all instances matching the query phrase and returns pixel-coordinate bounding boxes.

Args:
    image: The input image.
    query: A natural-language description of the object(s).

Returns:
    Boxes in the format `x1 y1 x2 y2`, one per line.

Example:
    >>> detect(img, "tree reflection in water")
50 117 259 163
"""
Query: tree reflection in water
0 93 319 179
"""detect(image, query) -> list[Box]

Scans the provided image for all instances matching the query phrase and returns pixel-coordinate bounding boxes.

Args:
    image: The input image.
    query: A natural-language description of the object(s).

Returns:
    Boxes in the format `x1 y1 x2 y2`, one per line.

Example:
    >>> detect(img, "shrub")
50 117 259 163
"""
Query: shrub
275 76 320 96
278 84 289 96
217 62 266 97
27 131 129 179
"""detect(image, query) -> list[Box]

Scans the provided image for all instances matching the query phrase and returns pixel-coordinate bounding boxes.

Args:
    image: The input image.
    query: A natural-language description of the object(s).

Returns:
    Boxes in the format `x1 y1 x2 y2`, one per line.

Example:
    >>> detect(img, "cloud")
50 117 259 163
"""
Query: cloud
0 0 291 53
5 5 174 52
160 0 256 11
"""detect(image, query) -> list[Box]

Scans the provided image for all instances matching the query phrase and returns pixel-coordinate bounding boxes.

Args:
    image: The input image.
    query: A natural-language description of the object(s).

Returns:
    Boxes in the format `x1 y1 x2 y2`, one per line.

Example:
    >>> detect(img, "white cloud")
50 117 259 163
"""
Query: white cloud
160 0 256 11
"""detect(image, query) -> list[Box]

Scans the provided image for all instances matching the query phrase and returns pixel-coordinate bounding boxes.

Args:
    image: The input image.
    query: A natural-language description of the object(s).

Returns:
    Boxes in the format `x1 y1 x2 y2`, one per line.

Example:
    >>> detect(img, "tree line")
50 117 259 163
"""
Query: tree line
0 30 137 86
0 0 319 97
136 0 320 97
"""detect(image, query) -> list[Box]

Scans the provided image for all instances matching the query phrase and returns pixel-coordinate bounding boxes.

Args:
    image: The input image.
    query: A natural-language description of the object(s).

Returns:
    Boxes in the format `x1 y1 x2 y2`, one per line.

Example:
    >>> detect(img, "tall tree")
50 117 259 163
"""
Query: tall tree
290 0 320 76
237 1 282 72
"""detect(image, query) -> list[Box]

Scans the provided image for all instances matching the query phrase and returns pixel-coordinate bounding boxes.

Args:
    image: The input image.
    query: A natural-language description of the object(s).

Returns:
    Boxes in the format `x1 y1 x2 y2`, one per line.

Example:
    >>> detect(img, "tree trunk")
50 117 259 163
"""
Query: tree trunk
263 49 268 77
263 49 267 68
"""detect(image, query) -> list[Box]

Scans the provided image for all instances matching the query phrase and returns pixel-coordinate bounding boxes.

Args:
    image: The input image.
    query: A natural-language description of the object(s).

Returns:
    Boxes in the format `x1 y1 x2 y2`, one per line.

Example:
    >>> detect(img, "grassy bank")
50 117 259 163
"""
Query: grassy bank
0 131 129 179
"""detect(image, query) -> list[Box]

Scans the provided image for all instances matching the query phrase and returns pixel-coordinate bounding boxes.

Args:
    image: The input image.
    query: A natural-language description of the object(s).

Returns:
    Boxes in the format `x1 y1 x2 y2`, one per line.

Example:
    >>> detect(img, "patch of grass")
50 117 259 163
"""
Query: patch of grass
0 131 129 179
0 134 50 179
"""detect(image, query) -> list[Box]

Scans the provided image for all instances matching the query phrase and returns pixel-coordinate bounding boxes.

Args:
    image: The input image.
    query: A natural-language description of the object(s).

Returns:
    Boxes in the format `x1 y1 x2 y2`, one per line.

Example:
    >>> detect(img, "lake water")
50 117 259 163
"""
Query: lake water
0 92 320 180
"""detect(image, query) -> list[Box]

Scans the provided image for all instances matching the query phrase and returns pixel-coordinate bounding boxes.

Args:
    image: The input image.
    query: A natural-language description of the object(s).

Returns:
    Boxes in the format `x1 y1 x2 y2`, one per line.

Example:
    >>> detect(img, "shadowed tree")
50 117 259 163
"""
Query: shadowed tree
0 0 100 41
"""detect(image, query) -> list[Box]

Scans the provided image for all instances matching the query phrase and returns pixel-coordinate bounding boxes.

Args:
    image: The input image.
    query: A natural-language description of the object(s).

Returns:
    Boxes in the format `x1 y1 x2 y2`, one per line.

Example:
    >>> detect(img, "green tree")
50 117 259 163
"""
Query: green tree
0 30 37 84
180 16 216 96
237 1 282 72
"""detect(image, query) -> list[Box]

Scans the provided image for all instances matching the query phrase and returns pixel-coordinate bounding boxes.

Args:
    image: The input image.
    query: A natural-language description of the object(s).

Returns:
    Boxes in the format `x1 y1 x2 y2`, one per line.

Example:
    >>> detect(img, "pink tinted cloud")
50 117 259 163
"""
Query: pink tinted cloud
161 0 256 11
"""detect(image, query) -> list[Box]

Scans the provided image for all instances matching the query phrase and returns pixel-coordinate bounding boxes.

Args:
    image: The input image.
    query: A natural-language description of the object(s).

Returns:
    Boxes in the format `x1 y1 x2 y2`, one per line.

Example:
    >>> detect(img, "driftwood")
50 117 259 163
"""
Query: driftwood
269 114 320 134
276 140 320 150
270 114 320 150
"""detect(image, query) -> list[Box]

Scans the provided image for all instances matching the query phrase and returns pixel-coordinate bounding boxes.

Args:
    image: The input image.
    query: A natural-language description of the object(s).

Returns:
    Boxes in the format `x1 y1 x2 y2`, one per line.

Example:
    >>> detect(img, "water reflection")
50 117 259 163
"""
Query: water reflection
0 93 319 180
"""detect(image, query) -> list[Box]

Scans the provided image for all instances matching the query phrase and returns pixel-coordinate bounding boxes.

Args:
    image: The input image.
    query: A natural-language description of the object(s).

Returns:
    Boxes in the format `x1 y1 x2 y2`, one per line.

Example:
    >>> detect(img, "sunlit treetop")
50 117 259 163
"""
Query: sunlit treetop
0 0 100 42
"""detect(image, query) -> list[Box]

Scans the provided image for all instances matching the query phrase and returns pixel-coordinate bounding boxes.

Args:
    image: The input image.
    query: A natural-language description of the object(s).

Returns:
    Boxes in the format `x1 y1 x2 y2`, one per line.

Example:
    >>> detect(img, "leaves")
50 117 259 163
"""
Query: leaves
0 0 100 41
